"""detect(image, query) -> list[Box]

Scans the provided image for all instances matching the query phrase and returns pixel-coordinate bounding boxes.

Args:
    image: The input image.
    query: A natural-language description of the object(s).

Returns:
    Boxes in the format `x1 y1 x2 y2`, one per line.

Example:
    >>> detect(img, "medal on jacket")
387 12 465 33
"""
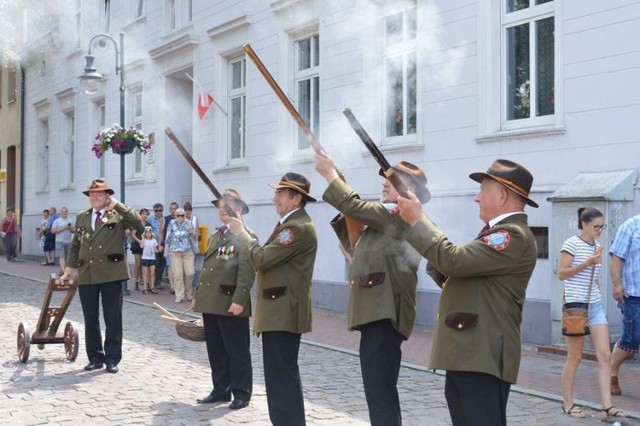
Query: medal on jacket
217 245 235 260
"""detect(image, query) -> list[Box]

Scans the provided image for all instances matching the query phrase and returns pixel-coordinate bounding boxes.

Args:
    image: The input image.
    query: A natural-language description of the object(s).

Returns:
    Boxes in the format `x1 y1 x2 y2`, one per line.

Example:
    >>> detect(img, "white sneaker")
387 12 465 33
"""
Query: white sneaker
174 298 183 303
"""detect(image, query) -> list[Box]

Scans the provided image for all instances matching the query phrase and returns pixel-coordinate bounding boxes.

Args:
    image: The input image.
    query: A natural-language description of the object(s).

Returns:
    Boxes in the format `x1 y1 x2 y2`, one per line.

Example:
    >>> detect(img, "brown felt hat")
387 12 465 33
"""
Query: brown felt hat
82 179 115 196
269 172 317 202
212 188 250 214
379 161 431 204
469 159 538 208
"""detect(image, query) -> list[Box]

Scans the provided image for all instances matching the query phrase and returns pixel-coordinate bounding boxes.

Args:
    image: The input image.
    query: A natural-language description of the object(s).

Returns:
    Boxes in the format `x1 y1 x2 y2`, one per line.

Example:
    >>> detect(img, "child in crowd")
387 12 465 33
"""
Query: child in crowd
141 226 159 295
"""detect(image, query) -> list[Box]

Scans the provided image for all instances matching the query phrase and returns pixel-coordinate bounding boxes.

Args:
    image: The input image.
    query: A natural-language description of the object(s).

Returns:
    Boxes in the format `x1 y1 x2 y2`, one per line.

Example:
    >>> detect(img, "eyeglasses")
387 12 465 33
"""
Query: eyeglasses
593 224 607 230
154 209 163 212
176 214 185 217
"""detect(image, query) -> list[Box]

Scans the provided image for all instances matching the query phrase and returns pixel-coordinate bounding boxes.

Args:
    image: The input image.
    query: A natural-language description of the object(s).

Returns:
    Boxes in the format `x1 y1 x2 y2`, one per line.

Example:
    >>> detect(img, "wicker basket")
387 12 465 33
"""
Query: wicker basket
175 319 205 342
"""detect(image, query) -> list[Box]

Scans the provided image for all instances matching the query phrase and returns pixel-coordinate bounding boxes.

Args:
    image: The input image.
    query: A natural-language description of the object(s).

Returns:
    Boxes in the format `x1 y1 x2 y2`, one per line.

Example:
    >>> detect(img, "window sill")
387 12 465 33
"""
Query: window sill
126 177 145 184
476 126 565 143
59 185 76 192
35 188 50 195
212 162 250 173
374 140 424 155
276 152 315 168
124 16 147 30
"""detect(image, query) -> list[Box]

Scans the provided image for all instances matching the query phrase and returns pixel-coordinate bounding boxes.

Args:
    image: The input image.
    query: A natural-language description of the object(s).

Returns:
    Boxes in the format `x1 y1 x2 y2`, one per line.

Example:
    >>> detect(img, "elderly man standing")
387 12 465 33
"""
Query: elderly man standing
228 172 317 426
61 179 140 374
315 152 429 426
193 189 257 410
396 159 538 426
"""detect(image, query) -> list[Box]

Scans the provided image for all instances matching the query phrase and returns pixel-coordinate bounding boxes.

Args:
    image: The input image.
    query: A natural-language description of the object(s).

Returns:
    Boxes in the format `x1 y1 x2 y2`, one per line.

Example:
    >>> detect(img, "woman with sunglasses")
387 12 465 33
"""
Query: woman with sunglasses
557 207 625 419
164 208 196 303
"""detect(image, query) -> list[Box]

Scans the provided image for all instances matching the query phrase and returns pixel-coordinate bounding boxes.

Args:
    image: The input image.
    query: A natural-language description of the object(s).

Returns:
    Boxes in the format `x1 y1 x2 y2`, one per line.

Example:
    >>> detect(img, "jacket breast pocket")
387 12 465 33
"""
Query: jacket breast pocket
107 253 125 262
219 284 237 296
444 313 479 331
262 286 287 299
358 272 385 288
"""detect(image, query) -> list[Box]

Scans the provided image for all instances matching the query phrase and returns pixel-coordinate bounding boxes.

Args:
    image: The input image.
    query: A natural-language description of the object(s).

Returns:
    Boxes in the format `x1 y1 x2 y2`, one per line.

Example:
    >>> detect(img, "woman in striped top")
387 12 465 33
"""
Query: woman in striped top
557 207 626 418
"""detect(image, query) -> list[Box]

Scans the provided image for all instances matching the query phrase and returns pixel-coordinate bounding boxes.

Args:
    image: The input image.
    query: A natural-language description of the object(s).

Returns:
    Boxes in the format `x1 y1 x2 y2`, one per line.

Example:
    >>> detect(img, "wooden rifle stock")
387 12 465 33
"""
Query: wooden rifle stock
342 108 409 198
164 127 238 218
243 43 364 248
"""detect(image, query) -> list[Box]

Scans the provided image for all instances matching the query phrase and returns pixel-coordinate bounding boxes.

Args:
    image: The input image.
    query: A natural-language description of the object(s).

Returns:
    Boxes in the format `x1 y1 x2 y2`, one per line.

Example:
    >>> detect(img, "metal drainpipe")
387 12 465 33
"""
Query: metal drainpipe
19 67 26 252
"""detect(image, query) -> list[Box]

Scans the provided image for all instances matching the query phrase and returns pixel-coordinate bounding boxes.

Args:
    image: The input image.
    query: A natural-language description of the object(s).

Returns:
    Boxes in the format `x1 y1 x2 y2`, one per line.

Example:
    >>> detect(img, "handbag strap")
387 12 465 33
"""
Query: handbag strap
563 244 597 309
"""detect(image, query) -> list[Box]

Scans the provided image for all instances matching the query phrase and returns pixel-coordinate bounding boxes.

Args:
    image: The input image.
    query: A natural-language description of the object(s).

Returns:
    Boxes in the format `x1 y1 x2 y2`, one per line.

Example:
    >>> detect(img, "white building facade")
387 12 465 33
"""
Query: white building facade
19 0 640 345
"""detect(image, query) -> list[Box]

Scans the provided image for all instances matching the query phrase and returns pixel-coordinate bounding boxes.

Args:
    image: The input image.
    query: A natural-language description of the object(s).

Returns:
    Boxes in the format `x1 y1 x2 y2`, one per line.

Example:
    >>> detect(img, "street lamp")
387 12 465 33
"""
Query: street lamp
78 32 127 203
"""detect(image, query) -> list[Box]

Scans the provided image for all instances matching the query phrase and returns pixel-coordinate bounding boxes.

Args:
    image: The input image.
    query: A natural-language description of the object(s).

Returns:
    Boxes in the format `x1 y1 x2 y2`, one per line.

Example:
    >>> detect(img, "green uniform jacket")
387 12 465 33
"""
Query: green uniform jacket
407 213 536 384
67 202 141 285
193 226 257 317
323 179 421 340
233 208 317 335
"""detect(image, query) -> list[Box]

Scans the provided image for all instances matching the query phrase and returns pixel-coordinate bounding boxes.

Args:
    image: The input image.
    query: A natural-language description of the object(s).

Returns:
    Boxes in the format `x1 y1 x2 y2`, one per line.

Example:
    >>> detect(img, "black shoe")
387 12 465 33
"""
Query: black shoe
196 392 231 404
84 361 104 371
170 290 175 295
229 399 250 410
106 363 119 374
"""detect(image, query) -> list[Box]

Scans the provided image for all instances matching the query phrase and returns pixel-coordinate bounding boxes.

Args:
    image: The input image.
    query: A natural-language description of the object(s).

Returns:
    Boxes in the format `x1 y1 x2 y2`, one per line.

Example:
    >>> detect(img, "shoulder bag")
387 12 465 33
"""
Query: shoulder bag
561 246 596 337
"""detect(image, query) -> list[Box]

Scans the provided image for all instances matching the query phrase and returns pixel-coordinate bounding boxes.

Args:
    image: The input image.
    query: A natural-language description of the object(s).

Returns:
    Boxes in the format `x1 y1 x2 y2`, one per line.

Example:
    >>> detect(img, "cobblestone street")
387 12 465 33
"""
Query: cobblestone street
1 274 637 425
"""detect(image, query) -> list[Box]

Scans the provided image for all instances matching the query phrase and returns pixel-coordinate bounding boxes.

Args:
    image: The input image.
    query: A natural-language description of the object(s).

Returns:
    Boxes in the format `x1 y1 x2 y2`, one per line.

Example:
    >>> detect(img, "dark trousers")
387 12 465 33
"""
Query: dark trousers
3 233 17 259
262 331 305 426
78 281 123 365
202 313 252 400
154 251 166 287
444 370 511 426
359 319 404 426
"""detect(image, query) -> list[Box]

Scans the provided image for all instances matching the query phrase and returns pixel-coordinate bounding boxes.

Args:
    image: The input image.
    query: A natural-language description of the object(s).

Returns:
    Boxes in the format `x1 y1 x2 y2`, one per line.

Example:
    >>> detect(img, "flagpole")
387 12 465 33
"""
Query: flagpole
185 73 228 116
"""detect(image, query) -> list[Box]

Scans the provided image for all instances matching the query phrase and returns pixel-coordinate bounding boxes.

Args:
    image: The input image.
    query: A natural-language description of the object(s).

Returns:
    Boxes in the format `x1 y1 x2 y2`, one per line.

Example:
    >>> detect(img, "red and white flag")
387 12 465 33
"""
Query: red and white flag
197 92 215 119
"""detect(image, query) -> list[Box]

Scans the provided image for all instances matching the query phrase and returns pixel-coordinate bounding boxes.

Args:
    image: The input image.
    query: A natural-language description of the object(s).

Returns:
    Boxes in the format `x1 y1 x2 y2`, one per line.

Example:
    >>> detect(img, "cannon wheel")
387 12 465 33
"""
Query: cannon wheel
63 321 80 361
17 322 31 363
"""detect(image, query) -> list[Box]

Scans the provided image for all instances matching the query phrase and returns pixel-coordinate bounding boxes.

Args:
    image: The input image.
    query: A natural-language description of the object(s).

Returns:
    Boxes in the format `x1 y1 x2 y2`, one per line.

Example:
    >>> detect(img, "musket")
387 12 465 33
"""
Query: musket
164 127 238 218
243 43 364 248
342 108 410 198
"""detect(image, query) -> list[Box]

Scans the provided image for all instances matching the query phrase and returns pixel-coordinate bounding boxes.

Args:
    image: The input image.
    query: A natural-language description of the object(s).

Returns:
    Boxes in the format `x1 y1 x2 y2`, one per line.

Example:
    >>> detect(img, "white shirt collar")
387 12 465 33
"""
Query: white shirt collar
279 208 301 225
489 211 524 228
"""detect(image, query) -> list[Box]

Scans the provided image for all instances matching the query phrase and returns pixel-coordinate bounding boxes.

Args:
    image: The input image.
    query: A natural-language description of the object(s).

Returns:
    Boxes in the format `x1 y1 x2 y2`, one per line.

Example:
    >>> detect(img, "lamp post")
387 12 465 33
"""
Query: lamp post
78 32 127 203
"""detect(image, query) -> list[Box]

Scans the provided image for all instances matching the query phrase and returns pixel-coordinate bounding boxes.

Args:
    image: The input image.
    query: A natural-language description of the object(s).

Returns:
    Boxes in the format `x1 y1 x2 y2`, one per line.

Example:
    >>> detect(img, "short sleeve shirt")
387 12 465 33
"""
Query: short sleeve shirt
609 215 640 297
561 235 602 303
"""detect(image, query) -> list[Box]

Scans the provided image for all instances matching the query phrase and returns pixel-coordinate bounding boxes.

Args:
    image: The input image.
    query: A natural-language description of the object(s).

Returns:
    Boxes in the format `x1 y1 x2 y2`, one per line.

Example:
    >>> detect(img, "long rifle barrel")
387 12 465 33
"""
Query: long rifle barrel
342 108 409 198
164 127 237 218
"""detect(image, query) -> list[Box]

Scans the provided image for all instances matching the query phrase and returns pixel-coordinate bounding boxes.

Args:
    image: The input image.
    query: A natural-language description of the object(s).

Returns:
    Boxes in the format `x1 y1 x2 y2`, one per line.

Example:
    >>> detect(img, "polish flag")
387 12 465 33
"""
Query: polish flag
197 92 215 119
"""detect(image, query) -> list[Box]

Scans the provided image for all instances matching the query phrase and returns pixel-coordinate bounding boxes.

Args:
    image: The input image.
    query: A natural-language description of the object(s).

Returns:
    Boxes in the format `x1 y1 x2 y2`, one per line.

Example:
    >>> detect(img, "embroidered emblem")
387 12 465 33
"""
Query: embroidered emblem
382 203 399 214
275 228 294 245
484 230 511 251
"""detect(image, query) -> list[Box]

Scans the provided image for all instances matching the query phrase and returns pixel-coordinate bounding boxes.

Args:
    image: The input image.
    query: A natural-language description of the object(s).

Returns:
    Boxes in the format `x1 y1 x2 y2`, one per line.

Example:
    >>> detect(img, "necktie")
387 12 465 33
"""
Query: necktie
477 224 490 238
94 211 102 232
216 225 228 238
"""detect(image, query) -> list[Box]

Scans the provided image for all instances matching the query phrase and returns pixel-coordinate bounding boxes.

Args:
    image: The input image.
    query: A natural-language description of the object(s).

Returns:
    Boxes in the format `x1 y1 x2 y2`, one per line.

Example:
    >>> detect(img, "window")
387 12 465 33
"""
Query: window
7 68 16 103
503 1 554 126
95 101 106 178
63 113 75 186
38 119 50 190
74 0 82 51
530 226 548 259
129 91 144 177
383 8 417 141
228 57 246 161
133 0 145 20
168 0 192 31
294 34 320 150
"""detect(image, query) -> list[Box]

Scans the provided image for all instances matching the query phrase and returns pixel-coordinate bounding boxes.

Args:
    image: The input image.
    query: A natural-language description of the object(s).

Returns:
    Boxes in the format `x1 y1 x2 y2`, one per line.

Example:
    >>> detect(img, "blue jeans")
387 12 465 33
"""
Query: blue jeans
617 296 640 353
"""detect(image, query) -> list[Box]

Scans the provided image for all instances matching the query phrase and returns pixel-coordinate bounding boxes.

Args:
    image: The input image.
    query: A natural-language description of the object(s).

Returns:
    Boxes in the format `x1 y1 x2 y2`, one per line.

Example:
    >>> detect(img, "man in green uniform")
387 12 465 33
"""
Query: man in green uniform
315 152 429 426
193 189 257 410
396 159 538 426
61 179 140 374
228 172 318 426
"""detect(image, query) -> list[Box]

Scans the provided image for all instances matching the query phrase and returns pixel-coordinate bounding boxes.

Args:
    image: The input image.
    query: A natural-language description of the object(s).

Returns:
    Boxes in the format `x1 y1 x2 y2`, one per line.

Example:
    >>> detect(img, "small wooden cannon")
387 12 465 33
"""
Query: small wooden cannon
17 274 80 362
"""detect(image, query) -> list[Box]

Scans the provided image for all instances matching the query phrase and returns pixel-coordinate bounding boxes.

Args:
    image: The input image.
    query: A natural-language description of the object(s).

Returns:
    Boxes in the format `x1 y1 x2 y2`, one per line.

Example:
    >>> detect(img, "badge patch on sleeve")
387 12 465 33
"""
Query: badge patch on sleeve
275 228 294 245
483 230 511 251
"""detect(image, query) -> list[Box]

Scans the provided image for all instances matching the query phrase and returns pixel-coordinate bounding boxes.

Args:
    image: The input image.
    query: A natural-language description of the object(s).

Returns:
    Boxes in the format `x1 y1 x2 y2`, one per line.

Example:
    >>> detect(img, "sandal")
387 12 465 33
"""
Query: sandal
610 376 621 395
150 288 158 294
601 406 626 418
562 404 585 418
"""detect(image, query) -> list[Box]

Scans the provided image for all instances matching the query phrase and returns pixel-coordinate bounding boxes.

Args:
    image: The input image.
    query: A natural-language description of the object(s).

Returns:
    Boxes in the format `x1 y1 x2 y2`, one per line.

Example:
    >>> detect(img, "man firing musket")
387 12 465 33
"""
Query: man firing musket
313 108 431 426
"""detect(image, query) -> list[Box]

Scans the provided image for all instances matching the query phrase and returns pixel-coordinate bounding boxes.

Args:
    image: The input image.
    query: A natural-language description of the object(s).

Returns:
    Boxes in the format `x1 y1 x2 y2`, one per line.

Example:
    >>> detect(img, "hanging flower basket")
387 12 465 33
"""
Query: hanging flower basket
92 124 153 158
